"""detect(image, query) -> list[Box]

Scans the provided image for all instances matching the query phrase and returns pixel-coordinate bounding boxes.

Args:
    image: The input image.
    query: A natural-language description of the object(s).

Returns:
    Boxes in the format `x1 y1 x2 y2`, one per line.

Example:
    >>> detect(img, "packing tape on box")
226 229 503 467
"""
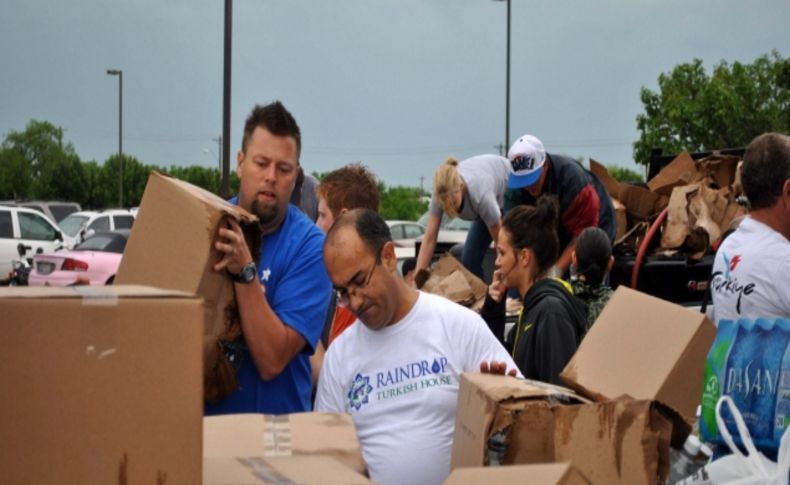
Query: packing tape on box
72 286 119 306
239 457 297 485
263 415 292 456
74 286 119 361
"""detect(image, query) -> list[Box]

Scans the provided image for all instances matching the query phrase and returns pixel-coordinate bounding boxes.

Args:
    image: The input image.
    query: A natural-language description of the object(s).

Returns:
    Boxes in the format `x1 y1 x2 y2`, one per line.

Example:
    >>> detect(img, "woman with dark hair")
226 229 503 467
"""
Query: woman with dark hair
571 227 614 334
480 195 587 385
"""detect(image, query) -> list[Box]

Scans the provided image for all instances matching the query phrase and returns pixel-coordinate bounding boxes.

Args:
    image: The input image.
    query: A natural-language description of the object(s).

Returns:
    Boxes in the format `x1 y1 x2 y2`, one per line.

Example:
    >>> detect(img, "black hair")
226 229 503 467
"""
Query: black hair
401 257 417 277
242 101 302 158
501 195 559 277
742 133 790 210
575 227 612 285
327 208 392 258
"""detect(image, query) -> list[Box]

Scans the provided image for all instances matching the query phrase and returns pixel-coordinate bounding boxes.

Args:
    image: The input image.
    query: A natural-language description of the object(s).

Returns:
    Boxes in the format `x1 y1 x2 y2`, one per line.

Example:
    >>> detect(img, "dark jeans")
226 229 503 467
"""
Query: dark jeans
462 218 492 281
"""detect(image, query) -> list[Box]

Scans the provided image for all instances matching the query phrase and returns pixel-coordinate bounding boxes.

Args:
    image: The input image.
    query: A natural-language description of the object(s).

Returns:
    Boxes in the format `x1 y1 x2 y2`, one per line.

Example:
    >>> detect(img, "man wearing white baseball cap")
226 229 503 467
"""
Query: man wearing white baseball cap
505 134 616 276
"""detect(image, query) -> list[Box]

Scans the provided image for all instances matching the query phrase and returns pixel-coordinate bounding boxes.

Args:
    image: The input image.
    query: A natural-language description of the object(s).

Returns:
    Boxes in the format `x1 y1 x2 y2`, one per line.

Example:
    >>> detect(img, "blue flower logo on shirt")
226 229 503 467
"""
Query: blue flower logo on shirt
348 373 373 411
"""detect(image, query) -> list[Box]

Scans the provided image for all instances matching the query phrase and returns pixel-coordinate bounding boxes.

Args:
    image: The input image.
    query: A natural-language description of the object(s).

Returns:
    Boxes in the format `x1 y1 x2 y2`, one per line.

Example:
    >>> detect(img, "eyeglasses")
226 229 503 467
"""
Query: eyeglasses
334 253 381 308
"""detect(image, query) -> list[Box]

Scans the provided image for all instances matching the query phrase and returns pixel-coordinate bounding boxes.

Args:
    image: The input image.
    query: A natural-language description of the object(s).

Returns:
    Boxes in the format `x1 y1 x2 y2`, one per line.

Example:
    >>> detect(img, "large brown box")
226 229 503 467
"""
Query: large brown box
451 287 717 484
116 171 260 402
204 412 367 476
560 286 716 423
0 285 204 484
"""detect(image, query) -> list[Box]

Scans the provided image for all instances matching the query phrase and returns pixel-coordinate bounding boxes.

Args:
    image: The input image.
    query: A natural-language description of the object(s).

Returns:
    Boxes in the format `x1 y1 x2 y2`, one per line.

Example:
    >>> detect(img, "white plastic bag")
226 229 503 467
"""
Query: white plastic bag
677 396 790 484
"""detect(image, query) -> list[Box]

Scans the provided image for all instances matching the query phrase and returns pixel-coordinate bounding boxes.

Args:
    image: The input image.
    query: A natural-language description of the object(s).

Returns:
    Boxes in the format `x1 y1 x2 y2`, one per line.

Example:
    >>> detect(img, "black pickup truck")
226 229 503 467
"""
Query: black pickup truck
608 146 745 306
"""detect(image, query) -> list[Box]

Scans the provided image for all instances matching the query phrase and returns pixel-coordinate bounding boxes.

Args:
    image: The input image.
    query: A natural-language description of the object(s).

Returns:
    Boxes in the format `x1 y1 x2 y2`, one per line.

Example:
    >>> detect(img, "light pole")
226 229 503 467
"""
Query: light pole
106 69 123 207
221 0 232 198
493 0 511 151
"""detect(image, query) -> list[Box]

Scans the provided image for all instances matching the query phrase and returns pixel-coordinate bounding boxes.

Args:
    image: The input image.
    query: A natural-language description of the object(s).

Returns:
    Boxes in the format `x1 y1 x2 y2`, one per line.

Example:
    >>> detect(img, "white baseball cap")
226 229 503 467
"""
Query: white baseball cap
507 134 546 189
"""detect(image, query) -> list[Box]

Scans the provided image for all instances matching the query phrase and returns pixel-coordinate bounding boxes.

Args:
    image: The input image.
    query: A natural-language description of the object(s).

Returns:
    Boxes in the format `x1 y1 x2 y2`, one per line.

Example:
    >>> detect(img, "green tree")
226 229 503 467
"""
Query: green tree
607 166 644 183
634 51 790 166
379 183 429 221
0 120 82 200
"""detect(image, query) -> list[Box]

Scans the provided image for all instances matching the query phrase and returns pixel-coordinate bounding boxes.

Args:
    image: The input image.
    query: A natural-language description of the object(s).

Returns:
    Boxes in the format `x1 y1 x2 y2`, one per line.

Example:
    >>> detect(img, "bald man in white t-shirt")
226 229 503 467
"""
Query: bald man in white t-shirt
316 209 519 485
711 133 790 323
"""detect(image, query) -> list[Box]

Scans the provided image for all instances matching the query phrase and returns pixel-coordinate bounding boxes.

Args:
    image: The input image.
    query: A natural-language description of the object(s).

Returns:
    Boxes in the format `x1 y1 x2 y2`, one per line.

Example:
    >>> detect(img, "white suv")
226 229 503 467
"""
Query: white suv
58 210 136 247
0 206 71 279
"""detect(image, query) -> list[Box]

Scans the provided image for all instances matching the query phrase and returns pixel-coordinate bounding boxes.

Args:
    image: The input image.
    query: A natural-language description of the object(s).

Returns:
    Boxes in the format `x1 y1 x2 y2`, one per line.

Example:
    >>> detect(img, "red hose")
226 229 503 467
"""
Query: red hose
631 207 669 289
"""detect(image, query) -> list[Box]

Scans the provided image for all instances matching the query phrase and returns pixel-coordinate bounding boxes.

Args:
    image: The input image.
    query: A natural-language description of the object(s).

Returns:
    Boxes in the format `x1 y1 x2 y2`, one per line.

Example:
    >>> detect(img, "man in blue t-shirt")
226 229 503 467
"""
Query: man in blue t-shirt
205 101 331 415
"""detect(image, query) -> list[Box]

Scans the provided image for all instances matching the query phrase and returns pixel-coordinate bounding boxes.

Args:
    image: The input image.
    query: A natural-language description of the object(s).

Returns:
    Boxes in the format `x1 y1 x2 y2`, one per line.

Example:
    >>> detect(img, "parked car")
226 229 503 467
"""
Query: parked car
386 220 425 248
0 200 81 223
0 205 72 280
58 209 136 247
29 229 130 286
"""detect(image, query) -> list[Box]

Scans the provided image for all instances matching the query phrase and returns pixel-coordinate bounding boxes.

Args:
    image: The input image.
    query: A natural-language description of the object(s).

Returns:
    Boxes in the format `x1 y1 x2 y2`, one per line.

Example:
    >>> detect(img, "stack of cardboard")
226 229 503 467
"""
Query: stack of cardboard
203 412 369 484
116 171 262 403
590 152 745 257
451 286 716 484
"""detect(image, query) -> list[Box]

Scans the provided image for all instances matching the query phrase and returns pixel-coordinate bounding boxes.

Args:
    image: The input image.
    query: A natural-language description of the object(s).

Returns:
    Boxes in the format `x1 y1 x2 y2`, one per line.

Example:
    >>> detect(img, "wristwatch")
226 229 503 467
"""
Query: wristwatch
229 261 258 284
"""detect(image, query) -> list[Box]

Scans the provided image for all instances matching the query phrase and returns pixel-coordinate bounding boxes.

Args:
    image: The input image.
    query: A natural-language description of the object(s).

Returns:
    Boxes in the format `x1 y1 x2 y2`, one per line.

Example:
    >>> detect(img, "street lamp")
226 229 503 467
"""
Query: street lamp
106 69 123 207
493 0 511 151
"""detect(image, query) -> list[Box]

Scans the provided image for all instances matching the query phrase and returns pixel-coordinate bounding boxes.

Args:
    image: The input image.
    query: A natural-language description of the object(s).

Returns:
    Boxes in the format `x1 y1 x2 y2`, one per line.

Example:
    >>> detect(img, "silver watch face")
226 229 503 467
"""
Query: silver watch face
239 263 257 283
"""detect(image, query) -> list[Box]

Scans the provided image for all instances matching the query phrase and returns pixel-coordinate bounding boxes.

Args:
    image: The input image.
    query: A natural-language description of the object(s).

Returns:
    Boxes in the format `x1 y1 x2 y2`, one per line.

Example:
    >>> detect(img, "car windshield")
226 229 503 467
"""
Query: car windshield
59 215 89 237
75 233 127 253
50 204 79 222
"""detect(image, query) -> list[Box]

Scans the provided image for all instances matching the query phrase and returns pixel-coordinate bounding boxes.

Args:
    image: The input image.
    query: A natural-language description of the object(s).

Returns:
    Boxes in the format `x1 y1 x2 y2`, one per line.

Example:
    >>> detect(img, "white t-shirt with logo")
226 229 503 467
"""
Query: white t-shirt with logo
711 216 790 324
315 291 517 485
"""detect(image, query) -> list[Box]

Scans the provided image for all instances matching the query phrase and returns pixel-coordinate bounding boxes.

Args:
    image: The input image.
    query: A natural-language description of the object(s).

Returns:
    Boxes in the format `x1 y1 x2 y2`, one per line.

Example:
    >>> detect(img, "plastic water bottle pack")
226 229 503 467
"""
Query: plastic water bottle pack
701 317 790 453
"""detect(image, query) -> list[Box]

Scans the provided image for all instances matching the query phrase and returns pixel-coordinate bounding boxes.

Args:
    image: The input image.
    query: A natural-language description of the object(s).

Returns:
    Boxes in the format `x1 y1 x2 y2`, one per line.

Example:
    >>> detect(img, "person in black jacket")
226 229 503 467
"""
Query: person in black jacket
480 195 588 385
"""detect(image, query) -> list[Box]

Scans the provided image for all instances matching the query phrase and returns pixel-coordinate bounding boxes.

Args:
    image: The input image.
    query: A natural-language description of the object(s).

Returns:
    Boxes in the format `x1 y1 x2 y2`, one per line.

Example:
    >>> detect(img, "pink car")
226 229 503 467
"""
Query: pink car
29 230 129 286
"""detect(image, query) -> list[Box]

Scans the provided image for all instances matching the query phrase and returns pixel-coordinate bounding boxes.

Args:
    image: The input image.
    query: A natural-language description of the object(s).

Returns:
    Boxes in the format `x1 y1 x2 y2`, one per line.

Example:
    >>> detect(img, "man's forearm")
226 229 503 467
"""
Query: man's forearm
235 279 306 380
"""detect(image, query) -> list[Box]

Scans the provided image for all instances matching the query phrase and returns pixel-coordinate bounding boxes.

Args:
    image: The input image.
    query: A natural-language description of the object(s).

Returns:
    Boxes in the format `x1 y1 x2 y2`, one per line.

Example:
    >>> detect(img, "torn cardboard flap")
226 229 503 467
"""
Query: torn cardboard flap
660 184 699 249
462 373 590 405
589 159 622 199
618 183 660 221
696 154 740 190
451 373 672 484
647 151 697 195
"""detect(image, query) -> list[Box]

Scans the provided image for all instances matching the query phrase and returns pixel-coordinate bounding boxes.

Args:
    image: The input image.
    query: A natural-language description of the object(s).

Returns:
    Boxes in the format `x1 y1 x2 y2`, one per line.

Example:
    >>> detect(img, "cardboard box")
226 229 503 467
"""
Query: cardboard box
589 159 622 200
116 171 261 403
618 183 661 221
418 253 488 311
204 456 372 485
647 151 698 195
0 285 204 485
204 412 367 476
451 373 672 484
452 287 715 483
560 286 716 423
444 462 590 484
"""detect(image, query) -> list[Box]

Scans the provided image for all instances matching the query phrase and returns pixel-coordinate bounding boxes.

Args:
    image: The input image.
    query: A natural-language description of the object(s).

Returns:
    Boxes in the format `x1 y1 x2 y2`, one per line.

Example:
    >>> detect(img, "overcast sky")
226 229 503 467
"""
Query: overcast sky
2 0 788 190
